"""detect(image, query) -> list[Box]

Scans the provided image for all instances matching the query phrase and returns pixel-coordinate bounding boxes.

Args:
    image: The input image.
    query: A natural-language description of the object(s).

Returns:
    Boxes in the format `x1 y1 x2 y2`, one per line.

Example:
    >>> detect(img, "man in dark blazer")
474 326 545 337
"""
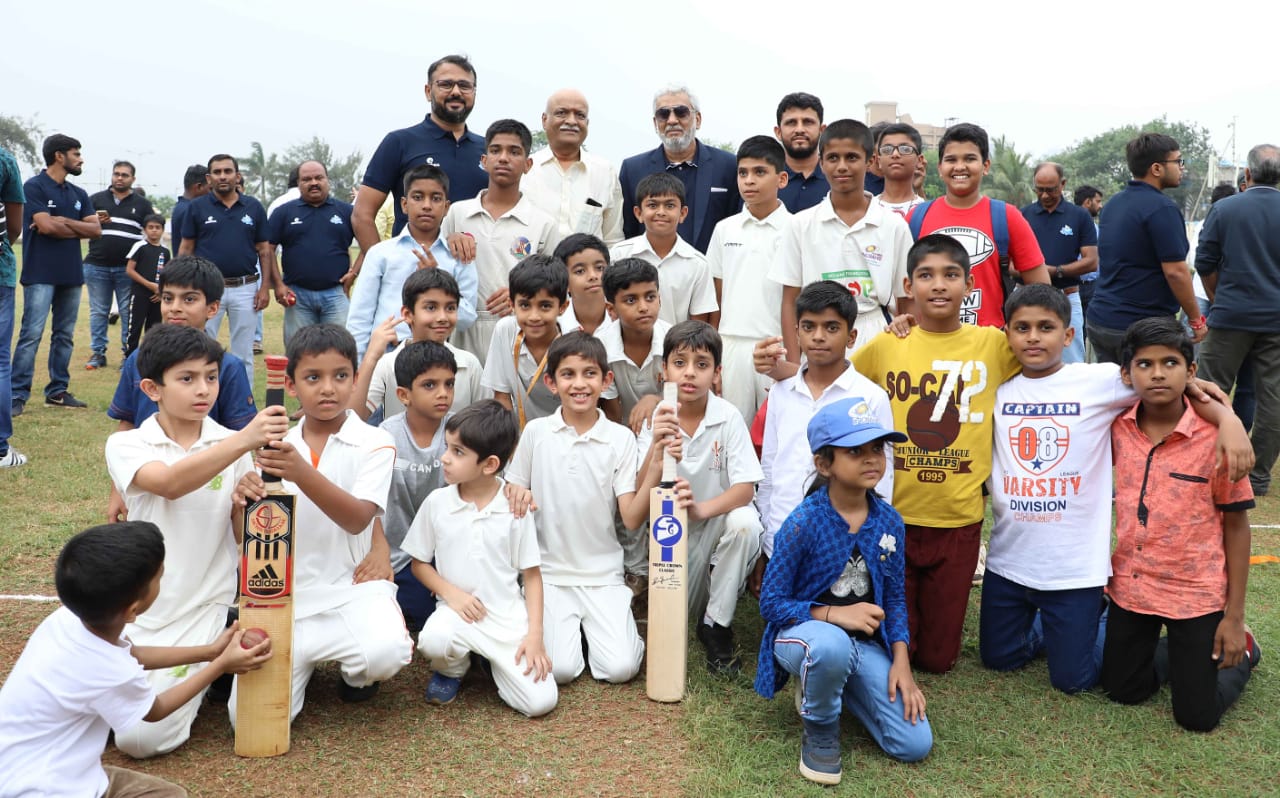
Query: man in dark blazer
619 85 740 253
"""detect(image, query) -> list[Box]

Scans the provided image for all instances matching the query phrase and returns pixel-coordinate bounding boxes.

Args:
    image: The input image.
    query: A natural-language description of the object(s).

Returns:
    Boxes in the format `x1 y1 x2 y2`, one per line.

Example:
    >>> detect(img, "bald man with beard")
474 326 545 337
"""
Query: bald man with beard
524 89 625 246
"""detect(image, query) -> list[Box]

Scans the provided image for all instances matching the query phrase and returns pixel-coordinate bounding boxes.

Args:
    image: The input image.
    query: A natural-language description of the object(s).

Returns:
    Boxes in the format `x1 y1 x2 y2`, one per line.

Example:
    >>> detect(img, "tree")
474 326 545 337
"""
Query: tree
151 195 177 218
920 150 946 200
280 137 363 203
240 141 285 200
0 113 43 170
986 136 1033 207
531 130 548 152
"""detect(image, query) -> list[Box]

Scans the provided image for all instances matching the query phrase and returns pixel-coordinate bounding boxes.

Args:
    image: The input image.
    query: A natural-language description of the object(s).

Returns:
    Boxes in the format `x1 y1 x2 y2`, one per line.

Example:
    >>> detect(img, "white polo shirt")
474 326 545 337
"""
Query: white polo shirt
284 411 396 618
402 479 540 619
562 297 619 340
105 416 252 631
609 234 718 325
367 339 486 420
596 317 672 417
707 205 791 339
441 191 558 304
636 393 763 502
506 409 638 587
758 364 895 556
524 148 625 246
481 315 577 424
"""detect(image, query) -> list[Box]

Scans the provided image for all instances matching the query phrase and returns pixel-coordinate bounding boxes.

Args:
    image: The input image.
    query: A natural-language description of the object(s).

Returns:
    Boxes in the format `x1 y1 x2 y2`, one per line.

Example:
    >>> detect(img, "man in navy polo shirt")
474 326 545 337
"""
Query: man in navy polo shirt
269 160 355 345
619 84 740 253
1086 133 1198 364
84 160 155 370
1021 162 1098 363
11 134 101 414
773 92 829 213
353 54 486 269
169 164 208 252
178 153 282 387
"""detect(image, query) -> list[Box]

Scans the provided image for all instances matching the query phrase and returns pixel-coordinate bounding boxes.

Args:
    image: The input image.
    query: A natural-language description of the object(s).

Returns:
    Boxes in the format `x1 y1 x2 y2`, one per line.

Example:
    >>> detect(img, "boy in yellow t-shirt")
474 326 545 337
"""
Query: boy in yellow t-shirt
852 234 1020 674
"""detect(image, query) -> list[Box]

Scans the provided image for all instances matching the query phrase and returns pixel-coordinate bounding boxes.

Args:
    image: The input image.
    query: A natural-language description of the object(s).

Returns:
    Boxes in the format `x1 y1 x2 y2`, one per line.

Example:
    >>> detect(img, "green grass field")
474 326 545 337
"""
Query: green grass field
2 245 1277 797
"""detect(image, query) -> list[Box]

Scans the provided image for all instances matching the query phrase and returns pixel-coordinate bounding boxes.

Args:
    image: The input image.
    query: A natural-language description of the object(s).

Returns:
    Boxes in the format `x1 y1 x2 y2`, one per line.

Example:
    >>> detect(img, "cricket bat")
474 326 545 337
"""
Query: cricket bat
235 355 294 757
646 382 687 703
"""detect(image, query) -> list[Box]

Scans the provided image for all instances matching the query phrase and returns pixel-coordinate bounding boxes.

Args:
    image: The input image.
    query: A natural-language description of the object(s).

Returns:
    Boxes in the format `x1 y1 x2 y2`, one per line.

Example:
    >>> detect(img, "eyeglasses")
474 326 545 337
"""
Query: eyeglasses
1032 185 1062 194
877 144 919 156
1160 158 1186 167
654 105 692 122
433 79 476 94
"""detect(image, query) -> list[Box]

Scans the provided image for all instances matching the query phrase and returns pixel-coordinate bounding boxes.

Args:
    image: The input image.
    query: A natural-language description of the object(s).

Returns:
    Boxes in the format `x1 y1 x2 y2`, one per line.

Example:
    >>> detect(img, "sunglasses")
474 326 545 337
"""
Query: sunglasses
654 105 692 122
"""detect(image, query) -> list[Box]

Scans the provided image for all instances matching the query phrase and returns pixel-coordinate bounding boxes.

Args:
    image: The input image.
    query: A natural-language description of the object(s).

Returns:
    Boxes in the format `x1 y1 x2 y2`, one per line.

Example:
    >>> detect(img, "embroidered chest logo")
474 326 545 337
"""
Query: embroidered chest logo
510 236 532 259
240 214 254 226
1059 225 1074 236
709 440 723 472
208 475 224 490
329 214 343 225
204 215 217 224
290 217 303 225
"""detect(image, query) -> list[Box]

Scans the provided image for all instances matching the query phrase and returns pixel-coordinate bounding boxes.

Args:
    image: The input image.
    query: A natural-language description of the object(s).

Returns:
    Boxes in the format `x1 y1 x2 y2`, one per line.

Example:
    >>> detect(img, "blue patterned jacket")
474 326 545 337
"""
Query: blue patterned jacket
754 487 909 698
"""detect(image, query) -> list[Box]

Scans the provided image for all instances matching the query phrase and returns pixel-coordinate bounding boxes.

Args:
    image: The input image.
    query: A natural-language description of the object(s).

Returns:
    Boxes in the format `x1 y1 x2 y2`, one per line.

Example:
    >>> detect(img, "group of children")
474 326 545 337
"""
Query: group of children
0 114 1266 793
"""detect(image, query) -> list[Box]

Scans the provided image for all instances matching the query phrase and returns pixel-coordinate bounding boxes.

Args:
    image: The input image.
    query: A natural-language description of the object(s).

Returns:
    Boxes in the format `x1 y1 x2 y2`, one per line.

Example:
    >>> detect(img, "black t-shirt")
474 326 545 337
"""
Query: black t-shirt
816 543 873 640
127 241 170 283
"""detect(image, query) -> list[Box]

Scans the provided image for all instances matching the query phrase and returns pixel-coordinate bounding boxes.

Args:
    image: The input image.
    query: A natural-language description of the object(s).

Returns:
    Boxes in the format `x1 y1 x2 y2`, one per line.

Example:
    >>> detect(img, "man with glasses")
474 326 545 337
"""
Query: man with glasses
524 88 624 245
774 92 828 212
872 123 927 217
1086 133 1196 364
619 84 739 253
1020 163 1097 363
353 55 486 271
83 161 155 370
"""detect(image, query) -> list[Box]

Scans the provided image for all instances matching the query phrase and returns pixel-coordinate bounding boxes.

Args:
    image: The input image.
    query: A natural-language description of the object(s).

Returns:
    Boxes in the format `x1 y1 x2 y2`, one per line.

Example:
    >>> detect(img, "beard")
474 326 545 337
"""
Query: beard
67 164 83 176
783 140 816 160
661 126 696 154
432 96 473 126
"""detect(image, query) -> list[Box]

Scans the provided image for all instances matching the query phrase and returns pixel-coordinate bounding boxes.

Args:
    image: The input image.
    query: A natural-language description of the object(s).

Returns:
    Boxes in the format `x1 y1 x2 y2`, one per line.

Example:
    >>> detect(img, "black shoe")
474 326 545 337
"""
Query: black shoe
696 622 741 674
85 352 107 370
10 399 23 417
108 311 119 325
339 680 380 703
45 392 87 409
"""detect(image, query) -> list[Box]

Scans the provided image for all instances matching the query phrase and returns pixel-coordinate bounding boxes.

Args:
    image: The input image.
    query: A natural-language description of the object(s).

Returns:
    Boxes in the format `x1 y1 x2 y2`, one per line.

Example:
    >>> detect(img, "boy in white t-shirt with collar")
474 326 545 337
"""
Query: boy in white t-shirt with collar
707 136 792 423
404 400 556 716
505 332 659 685
609 172 717 326
103 324 288 758
635 322 763 674
597 258 671 433
230 324 413 723
554 233 618 339
872 123 928 219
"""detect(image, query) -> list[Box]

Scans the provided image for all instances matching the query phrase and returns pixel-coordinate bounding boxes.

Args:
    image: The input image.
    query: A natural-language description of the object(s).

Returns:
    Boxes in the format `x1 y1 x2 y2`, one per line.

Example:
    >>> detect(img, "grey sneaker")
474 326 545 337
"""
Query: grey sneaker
10 399 24 417
799 719 842 785
46 392 87 409
85 352 107 370
0 448 28 468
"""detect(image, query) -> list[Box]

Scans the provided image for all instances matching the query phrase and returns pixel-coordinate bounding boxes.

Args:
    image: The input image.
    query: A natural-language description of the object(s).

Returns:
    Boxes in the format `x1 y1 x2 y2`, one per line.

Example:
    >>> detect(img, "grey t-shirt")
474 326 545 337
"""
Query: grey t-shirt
379 412 449 572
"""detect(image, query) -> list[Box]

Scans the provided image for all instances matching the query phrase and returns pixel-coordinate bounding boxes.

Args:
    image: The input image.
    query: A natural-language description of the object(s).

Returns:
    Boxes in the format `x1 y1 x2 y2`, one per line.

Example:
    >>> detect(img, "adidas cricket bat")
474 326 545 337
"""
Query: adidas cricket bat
236 355 294 757
646 382 687 703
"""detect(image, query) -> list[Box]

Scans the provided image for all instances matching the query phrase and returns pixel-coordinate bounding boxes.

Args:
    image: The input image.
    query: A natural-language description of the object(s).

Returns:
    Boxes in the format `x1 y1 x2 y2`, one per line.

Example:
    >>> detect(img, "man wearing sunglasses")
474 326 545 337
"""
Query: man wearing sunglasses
619 85 739 253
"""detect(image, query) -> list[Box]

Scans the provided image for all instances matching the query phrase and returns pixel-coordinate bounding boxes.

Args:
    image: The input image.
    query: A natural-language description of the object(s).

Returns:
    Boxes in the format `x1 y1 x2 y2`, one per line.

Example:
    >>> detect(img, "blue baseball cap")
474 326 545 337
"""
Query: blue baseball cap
807 398 908 453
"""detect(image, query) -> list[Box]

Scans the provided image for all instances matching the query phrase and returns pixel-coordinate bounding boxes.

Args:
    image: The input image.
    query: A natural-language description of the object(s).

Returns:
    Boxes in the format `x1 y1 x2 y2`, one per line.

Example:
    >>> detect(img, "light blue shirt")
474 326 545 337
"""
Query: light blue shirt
346 230 477 359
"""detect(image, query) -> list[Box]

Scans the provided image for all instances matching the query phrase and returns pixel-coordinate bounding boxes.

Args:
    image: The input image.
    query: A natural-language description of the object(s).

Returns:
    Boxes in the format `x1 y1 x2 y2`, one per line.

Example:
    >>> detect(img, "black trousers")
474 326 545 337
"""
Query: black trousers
126 291 162 356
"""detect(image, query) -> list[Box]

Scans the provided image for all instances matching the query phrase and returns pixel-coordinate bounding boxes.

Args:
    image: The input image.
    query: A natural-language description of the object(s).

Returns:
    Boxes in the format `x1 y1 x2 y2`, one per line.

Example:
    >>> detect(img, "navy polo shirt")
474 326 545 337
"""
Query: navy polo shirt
1090 180 1189 329
1019 200 1098 289
180 192 269 279
170 196 191 250
21 170 94 286
1194 186 1280 332
362 115 486 235
268 196 355 290
779 165 829 213
864 172 885 196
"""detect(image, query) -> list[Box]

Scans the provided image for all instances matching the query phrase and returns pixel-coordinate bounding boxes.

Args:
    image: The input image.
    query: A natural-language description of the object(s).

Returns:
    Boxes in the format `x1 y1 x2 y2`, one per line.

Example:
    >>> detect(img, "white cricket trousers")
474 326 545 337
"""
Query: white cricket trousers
689 505 762 627
543 583 644 685
719 334 773 424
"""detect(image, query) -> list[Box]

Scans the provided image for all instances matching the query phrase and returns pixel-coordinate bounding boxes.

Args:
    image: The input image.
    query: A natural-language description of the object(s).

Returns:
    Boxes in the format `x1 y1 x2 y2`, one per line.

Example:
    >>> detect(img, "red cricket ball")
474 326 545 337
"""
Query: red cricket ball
240 628 270 649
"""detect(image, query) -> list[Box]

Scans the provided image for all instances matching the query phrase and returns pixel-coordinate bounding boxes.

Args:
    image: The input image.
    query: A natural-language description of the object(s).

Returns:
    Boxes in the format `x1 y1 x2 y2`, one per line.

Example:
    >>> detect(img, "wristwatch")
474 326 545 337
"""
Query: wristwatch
1055 265 1065 280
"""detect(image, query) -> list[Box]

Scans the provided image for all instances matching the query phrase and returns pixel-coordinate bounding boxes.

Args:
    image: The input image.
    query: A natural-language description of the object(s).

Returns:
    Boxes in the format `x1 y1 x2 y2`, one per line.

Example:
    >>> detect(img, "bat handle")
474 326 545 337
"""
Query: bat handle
262 356 289 485
660 382 678 486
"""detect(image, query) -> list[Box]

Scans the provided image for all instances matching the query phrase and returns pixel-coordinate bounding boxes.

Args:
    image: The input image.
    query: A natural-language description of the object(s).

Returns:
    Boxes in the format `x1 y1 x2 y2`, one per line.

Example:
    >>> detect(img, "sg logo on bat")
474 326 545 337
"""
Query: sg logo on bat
652 499 683 562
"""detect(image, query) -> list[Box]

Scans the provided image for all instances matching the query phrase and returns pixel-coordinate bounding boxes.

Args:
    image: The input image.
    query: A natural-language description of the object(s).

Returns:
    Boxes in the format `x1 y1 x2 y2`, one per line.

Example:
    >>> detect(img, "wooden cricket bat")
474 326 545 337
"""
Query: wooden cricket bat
646 382 687 703
235 355 294 757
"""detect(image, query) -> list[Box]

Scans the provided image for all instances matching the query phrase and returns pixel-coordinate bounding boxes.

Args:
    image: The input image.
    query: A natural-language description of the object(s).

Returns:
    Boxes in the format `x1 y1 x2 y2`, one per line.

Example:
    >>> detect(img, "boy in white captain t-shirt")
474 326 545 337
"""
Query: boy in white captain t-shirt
707 136 791 423
505 332 656 685
767 119 913 358
103 324 289 758
230 324 412 723
609 172 717 326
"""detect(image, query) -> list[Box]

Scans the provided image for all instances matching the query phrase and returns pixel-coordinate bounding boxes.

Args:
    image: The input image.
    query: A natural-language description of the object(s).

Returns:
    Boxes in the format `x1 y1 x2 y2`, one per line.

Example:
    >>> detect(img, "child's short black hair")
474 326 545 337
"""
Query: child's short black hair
402 163 450 196
1126 132 1180 178
136 323 224 384
775 92 824 125
736 136 786 172
546 330 608 375
509 254 569 303
1120 316 1194 369
402 267 461 310
938 123 990 161
795 280 857 328
876 122 924 153
142 213 165 228
445 399 519 470
394 340 457 389
158 255 224 304
56 522 165 629
285 323 358 379
908 234 972 278
1004 283 1071 326
603 257 660 303
663 320 722 367
818 119 873 157
553 233 610 266
485 118 532 155
635 172 685 206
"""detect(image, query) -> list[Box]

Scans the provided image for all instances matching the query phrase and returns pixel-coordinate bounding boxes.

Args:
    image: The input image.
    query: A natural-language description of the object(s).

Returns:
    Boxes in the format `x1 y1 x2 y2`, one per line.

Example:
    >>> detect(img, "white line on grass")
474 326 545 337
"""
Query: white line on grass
0 595 60 603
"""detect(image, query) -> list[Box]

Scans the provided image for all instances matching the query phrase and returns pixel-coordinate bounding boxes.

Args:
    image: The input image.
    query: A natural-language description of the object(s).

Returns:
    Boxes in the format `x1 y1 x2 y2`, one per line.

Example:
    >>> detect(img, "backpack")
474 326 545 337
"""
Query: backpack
907 198 1016 306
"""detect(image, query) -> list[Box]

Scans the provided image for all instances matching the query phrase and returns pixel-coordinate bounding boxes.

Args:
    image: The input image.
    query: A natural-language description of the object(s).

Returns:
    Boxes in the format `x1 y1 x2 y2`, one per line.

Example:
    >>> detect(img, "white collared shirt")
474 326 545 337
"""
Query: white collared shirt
562 297 619 340
368 339 487 420
481 315 577 424
707 205 791 339
505 409 638 586
441 190 558 302
609 234 718 325
524 148 625 246
596 317 673 417
636 393 763 505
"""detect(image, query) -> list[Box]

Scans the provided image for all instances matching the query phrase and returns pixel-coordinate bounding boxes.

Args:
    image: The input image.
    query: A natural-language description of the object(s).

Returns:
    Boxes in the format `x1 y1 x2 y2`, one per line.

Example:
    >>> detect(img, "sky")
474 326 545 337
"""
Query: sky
6 0 1274 197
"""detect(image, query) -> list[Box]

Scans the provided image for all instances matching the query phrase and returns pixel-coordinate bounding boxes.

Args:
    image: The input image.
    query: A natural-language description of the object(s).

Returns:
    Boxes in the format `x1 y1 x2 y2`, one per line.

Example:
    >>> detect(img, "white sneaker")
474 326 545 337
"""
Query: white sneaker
0 448 29 468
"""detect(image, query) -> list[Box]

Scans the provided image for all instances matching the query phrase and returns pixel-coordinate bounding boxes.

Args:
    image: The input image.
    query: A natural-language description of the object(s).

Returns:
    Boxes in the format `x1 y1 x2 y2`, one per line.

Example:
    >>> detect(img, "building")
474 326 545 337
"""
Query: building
864 101 947 152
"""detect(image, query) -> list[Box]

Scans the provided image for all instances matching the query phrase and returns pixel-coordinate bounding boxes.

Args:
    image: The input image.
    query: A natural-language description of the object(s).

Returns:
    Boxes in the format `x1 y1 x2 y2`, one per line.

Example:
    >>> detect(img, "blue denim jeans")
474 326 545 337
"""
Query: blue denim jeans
978 569 1106 694
283 285 350 347
83 263 133 356
0 286 14 450
773 620 932 762
11 283 81 402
